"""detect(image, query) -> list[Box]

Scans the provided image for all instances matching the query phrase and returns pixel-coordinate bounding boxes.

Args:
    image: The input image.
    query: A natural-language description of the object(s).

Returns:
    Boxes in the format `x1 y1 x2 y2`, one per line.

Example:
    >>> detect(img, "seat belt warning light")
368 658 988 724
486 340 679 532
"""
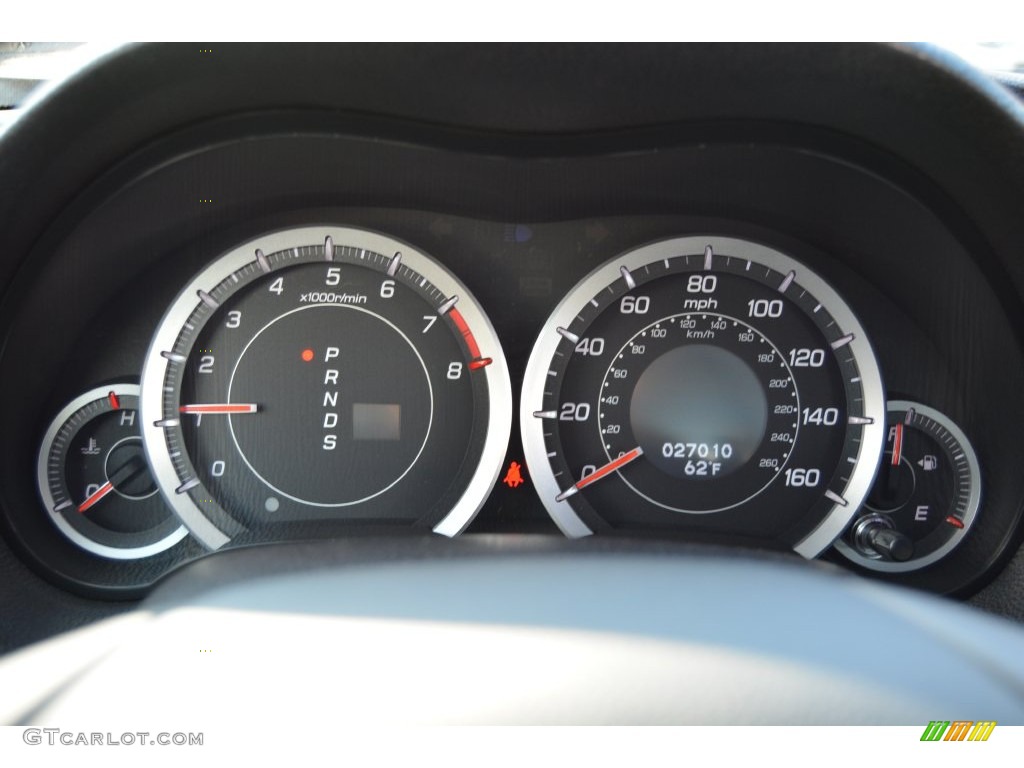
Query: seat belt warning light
503 461 525 489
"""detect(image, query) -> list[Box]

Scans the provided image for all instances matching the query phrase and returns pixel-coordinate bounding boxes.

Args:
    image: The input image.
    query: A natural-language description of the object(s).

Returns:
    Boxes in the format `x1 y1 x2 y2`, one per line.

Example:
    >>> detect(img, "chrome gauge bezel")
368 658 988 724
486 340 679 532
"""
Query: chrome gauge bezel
834 400 981 572
141 226 512 549
36 383 188 559
520 235 886 557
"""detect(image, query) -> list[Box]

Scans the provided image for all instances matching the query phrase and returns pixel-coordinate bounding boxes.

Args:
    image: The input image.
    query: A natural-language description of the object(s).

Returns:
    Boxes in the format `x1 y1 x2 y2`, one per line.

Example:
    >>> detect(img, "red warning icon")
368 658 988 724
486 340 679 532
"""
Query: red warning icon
503 461 525 489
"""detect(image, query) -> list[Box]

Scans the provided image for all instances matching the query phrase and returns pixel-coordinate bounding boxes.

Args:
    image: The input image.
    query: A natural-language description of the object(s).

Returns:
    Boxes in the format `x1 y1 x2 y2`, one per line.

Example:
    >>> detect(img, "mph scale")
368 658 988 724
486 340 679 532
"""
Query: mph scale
521 235 885 556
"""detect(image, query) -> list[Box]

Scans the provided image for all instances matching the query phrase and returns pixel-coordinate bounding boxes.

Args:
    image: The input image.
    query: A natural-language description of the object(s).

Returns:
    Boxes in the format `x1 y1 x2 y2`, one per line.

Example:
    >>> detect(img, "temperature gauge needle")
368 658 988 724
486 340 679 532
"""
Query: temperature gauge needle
78 481 114 513
556 446 644 502
179 403 259 414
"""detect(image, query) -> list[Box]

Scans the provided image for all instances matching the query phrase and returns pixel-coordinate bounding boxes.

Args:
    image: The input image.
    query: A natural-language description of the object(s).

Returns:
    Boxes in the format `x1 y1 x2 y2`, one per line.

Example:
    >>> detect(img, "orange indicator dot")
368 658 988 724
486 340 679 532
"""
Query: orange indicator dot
301 348 315 362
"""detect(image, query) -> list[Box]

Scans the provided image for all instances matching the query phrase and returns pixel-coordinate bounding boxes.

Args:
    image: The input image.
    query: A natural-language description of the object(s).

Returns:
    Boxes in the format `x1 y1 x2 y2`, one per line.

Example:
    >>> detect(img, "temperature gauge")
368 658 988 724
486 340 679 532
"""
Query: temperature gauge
836 400 980 572
36 384 187 559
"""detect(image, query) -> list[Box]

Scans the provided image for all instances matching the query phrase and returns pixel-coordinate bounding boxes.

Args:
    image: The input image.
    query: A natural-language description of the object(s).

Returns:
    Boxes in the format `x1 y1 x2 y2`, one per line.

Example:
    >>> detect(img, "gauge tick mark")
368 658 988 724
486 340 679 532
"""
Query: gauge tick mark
619 266 636 290
197 290 218 309
557 327 580 344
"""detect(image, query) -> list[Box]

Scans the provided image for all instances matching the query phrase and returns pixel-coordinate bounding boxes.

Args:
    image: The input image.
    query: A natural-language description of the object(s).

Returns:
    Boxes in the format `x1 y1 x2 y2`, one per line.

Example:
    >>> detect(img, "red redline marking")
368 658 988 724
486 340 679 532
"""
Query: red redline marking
78 481 114 513
891 422 903 467
576 447 644 491
179 404 258 414
449 309 481 359
946 516 965 529
108 391 120 410
469 357 492 371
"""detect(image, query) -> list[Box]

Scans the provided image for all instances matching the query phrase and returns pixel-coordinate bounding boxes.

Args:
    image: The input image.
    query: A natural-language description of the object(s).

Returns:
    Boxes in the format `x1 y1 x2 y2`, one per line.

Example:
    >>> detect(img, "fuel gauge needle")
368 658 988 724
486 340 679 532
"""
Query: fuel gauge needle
891 422 904 466
78 481 114 513
883 421 904 498
556 446 644 502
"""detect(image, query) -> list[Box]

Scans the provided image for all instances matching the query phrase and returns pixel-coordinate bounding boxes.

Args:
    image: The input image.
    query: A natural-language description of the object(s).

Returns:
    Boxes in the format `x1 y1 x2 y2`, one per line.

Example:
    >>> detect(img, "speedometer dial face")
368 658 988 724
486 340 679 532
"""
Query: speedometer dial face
521 236 885 557
141 226 511 550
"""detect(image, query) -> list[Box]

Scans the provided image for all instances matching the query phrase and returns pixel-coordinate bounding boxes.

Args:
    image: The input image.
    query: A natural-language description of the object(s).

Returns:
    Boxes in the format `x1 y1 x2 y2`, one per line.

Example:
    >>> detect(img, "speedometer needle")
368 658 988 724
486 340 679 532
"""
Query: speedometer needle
179 403 259 414
78 481 114 513
555 446 644 502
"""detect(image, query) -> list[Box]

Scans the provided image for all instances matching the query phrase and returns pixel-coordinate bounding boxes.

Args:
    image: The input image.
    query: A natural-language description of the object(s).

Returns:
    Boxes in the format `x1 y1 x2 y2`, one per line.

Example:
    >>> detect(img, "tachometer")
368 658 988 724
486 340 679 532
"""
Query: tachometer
141 226 511 550
521 235 885 556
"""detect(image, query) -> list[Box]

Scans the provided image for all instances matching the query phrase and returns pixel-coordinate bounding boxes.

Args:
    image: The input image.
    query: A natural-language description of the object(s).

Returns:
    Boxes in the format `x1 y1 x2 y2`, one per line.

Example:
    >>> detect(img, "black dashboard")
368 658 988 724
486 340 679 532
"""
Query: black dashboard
3 43 1024 657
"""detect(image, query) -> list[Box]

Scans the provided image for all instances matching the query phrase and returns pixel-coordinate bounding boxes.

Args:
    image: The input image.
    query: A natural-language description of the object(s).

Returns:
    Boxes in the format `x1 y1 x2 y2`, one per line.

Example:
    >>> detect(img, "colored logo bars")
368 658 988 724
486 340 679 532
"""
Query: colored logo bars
920 721 996 741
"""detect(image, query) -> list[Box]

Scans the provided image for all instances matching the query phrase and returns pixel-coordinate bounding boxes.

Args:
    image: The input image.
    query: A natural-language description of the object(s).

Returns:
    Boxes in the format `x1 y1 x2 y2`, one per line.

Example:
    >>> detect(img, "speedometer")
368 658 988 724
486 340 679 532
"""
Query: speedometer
521 235 885 557
141 226 511 550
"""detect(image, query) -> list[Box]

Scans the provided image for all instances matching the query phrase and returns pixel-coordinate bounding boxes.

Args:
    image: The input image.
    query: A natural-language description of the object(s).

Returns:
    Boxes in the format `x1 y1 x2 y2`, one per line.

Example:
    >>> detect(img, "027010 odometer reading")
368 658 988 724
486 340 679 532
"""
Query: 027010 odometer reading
598 312 800 513
521 235 885 557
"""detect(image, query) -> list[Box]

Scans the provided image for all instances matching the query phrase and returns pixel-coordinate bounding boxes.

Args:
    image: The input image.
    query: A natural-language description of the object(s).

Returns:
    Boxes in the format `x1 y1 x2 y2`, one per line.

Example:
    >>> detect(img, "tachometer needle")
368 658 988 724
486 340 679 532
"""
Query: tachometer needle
555 446 644 502
179 403 259 414
78 481 114 513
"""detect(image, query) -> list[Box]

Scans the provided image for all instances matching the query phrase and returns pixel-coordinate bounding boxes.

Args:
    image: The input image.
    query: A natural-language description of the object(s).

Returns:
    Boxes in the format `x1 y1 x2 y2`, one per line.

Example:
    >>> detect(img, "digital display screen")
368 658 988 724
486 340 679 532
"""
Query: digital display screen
353 403 401 441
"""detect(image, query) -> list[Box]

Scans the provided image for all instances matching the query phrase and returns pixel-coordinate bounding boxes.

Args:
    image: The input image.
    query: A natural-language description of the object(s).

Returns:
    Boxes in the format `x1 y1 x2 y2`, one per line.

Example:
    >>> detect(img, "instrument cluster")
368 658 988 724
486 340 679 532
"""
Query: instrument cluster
1 103 1022 602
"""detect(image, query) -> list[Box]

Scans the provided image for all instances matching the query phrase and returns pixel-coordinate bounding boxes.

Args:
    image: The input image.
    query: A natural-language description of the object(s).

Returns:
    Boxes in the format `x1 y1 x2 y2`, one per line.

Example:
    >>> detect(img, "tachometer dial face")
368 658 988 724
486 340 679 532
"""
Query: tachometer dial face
521 236 885 557
36 384 187 559
141 226 511 550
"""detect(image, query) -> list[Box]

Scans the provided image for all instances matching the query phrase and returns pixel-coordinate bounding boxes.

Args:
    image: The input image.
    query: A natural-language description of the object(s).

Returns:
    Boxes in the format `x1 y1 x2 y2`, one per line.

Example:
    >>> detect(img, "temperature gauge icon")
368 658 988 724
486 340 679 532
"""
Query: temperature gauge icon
36 384 187 559
835 400 981 572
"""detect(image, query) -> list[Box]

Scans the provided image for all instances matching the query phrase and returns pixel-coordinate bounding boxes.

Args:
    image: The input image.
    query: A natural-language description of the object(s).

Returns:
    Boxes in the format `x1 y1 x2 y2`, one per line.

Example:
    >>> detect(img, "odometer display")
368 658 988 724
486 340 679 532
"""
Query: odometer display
142 226 511 550
521 236 885 556
599 312 801 512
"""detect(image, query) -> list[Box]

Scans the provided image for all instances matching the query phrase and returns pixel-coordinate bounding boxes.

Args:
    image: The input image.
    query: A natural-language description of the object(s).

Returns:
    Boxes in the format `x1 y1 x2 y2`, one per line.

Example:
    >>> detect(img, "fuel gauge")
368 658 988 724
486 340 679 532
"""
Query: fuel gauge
835 400 980 572
36 384 187 559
